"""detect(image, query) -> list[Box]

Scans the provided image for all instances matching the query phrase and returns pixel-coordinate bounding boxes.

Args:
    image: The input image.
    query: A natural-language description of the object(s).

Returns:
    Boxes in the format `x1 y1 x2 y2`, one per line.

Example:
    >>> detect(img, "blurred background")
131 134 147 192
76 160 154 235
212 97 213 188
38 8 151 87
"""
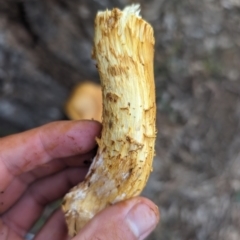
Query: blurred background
1 0 240 239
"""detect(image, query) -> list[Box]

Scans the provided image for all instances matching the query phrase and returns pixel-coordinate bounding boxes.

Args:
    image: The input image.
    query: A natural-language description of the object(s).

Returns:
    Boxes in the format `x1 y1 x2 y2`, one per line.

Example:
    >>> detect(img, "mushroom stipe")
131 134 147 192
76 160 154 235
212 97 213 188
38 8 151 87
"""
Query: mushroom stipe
62 4 156 237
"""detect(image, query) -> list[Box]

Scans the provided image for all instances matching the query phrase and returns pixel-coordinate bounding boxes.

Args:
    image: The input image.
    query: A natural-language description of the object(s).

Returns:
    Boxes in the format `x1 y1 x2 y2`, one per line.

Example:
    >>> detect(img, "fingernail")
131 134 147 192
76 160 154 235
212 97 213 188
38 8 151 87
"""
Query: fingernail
126 202 159 239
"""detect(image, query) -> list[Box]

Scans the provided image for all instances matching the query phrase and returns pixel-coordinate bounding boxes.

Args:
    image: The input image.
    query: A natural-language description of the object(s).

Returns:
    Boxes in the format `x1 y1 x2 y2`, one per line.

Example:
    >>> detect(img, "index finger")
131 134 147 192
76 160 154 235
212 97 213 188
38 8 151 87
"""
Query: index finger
0 120 101 191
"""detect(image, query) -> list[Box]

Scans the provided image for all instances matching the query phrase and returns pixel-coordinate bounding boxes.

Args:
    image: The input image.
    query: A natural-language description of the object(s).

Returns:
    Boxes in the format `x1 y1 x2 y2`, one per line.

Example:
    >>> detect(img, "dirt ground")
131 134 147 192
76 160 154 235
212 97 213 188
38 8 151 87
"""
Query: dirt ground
1 0 240 239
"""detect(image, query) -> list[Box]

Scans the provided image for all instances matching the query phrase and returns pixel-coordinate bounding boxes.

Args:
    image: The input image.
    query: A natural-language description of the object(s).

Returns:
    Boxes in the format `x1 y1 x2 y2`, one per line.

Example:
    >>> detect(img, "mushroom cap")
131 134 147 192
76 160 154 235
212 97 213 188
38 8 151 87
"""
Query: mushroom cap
65 82 102 122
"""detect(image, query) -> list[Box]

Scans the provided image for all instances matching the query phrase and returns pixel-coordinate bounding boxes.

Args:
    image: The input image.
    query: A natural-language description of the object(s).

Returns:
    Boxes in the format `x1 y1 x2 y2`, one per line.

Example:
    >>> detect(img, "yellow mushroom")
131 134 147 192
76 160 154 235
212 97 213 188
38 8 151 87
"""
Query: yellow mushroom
65 82 102 122
62 4 156 237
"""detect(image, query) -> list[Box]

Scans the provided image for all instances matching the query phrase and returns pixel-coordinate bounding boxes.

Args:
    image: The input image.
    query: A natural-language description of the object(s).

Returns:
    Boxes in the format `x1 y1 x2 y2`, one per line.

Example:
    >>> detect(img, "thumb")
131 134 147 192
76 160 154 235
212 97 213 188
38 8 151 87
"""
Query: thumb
73 197 160 240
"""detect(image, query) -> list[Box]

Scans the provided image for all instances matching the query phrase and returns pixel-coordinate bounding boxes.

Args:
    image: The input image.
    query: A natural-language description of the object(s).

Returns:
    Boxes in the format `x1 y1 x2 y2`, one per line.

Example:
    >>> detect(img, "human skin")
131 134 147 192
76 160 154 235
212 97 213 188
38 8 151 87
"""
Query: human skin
0 120 159 240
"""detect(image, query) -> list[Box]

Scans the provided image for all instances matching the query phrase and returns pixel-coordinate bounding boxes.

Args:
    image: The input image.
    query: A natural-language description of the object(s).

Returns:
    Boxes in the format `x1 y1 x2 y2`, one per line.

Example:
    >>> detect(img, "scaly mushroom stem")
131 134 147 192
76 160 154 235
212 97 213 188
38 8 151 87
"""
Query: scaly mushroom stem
62 4 156 237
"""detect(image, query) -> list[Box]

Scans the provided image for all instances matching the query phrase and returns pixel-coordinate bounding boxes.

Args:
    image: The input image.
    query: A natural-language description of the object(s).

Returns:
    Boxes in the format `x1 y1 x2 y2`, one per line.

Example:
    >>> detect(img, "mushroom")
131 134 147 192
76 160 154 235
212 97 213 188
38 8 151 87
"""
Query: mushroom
62 4 156 237
65 82 102 122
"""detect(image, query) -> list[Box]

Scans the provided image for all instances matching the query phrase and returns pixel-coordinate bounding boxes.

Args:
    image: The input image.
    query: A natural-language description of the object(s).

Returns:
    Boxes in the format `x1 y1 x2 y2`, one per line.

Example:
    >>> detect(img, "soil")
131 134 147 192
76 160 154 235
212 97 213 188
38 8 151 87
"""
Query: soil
1 0 240 239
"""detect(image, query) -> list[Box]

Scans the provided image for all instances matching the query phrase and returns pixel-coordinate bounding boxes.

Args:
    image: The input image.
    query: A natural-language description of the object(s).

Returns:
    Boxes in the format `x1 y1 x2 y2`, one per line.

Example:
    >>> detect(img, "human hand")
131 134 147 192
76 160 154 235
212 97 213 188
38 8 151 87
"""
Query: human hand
0 121 159 240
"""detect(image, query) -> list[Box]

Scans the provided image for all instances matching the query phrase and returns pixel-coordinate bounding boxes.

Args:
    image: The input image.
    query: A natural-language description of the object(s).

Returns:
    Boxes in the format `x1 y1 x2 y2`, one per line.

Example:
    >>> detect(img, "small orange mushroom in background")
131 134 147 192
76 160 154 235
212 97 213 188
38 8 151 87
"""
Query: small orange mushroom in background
65 82 102 122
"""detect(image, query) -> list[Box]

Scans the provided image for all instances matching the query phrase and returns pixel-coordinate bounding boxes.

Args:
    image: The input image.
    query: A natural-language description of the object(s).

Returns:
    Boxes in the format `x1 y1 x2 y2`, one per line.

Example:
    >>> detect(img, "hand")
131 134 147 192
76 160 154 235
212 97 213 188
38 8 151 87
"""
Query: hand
0 121 159 240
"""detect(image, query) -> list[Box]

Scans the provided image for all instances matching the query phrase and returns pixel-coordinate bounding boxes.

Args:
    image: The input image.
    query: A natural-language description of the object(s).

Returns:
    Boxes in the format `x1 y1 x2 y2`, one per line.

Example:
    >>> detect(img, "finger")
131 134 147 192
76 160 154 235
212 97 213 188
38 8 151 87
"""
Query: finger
34 210 69 240
0 120 101 191
20 149 96 184
0 149 95 214
2 167 86 237
0 219 22 240
74 197 160 240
